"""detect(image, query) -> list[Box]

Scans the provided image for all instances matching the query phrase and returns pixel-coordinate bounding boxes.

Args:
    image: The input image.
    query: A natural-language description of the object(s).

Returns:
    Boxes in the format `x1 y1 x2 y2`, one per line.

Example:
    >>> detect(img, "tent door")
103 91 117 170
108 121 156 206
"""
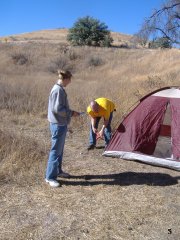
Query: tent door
153 103 172 158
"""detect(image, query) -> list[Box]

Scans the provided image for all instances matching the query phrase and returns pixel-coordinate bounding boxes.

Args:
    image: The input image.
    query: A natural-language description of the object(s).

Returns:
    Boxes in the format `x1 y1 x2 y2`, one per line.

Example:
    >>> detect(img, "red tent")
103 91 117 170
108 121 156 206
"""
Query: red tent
103 87 180 171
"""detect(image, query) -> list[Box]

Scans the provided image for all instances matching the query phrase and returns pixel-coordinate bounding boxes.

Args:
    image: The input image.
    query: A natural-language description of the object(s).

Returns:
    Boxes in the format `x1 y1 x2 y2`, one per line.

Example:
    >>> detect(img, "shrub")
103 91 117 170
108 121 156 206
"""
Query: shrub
67 16 113 47
86 56 104 67
148 37 172 49
48 56 74 74
68 50 81 61
11 52 30 65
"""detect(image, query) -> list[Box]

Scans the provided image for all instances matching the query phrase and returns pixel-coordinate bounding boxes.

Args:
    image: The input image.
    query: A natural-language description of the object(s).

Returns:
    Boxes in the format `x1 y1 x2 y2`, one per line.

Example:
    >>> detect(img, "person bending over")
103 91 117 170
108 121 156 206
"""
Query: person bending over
87 97 116 150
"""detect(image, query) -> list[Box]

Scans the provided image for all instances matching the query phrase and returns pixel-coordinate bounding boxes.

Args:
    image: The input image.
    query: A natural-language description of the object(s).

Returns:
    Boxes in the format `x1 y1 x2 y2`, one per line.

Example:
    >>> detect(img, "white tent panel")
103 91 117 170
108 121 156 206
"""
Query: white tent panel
153 88 180 98
103 151 180 171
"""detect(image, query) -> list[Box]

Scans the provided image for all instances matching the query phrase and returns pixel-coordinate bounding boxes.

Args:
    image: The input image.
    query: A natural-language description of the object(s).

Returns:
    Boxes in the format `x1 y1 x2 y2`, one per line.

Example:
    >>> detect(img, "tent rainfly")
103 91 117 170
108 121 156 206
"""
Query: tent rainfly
103 87 180 171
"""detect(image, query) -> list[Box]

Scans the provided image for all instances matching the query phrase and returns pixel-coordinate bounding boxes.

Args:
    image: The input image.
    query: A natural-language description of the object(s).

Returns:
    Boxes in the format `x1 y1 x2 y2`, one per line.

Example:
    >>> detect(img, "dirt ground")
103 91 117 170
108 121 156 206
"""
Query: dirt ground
0 26 180 240
0 110 180 240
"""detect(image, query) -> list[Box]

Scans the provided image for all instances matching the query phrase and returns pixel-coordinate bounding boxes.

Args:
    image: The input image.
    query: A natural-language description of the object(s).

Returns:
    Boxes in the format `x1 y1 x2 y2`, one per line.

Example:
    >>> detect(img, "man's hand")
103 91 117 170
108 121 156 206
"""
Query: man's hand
92 127 98 134
98 129 104 139
96 131 104 140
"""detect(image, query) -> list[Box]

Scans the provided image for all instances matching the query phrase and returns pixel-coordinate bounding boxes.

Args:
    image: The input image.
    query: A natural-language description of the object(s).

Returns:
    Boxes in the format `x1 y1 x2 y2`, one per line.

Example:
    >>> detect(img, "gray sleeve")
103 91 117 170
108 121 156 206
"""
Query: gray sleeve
51 88 73 118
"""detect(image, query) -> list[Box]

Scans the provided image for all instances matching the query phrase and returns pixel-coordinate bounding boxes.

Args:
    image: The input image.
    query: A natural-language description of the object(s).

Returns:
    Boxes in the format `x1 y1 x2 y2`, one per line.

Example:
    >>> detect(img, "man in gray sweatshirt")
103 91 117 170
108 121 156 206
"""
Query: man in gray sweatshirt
45 70 80 187
48 83 73 125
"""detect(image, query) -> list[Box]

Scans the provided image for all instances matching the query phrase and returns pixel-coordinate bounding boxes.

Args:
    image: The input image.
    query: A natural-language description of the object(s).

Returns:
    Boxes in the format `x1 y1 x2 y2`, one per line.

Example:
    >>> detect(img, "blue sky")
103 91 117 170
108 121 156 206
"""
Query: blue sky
1 0 165 37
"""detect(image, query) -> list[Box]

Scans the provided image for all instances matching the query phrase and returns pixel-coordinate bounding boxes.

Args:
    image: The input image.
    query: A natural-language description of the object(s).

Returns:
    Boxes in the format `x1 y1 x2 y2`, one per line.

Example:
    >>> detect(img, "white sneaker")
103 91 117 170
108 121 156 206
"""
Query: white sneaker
45 179 60 187
58 171 70 178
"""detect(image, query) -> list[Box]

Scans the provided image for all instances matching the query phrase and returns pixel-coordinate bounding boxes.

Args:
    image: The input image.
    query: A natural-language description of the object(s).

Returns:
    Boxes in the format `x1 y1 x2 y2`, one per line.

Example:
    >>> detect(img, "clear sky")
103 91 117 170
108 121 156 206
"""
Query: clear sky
1 0 165 37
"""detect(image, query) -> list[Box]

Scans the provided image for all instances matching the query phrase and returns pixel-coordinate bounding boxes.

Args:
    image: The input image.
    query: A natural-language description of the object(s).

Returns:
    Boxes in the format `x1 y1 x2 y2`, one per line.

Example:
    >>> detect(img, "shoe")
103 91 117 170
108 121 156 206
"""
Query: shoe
58 171 70 178
45 179 60 187
87 144 96 150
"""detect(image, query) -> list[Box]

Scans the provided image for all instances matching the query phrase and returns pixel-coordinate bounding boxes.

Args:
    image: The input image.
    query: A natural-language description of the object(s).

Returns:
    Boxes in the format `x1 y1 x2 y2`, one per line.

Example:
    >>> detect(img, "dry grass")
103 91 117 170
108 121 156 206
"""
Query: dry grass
0 130 46 186
0 29 132 46
0 30 180 240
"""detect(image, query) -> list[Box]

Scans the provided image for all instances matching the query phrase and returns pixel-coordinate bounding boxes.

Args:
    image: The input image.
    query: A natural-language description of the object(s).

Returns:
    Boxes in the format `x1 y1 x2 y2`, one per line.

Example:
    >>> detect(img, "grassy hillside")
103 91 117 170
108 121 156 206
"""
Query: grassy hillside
0 29 180 240
0 28 132 46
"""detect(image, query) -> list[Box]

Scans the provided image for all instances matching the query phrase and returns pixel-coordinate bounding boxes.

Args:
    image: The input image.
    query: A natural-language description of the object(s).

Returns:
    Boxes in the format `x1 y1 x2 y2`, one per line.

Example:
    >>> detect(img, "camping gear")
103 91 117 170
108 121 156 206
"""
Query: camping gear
103 86 180 171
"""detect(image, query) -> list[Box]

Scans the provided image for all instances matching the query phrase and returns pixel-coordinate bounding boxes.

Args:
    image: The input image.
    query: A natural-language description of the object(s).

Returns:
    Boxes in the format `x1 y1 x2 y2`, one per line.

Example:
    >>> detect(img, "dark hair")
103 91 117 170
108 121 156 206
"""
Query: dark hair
57 69 72 80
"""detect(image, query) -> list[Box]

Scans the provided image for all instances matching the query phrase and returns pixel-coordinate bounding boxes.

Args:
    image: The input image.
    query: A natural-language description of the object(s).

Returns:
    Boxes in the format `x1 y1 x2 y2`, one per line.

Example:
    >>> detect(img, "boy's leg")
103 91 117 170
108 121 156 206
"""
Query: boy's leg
46 124 67 180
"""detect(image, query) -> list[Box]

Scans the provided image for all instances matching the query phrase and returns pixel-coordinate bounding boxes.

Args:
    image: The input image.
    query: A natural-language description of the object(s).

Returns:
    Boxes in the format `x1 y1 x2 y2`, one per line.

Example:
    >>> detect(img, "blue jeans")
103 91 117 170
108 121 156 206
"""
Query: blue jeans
89 112 113 146
46 123 67 180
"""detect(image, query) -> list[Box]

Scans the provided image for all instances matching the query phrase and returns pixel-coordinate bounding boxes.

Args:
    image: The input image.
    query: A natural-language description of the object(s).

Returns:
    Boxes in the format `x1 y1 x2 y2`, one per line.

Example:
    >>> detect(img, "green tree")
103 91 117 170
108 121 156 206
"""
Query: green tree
67 16 113 47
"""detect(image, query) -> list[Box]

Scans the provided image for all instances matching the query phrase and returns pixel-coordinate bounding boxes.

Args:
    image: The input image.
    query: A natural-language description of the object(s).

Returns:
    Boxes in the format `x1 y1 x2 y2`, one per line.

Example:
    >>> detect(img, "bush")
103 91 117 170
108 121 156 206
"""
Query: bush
148 37 172 49
67 50 81 61
67 16 113 47
48 56 74 74
11 52 30 65
86 56 104 67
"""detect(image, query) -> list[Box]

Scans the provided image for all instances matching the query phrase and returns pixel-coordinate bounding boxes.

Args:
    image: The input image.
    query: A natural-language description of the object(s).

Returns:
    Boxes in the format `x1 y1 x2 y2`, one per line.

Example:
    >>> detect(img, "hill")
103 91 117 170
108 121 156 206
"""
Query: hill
0 29 180 240
0 28 133 47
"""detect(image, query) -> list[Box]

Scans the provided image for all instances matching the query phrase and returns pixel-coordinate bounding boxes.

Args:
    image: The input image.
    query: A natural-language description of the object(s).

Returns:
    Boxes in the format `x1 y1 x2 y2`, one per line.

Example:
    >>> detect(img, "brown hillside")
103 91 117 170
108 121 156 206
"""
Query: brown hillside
0 28 133 47
0 29 180 240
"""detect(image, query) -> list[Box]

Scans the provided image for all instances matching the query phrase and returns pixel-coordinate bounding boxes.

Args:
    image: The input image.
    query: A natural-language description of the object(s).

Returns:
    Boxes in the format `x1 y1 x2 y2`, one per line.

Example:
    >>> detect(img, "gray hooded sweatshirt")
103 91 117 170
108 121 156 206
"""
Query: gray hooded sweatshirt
48 84 73 125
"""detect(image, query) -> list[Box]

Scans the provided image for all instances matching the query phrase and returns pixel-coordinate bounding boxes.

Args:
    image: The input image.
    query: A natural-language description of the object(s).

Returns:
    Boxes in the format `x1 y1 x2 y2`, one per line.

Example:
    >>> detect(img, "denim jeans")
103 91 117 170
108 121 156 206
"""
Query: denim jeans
89 112 113 146
46 123 67 180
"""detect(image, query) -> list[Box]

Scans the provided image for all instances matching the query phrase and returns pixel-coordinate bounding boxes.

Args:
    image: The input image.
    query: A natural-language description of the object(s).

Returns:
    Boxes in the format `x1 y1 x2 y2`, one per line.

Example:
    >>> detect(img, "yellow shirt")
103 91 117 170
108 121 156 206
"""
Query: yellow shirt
87 98 115 120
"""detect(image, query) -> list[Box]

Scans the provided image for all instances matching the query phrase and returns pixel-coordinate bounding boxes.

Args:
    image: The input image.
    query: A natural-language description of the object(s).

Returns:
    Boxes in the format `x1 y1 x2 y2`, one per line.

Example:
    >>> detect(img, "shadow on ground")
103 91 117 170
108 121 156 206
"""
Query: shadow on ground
60 172 180 187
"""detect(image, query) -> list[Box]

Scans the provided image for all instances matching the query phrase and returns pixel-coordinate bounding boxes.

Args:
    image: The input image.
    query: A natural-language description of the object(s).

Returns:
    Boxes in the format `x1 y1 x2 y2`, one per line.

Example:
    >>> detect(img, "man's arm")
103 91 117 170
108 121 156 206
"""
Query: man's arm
91 117 98 134
98 119 109 138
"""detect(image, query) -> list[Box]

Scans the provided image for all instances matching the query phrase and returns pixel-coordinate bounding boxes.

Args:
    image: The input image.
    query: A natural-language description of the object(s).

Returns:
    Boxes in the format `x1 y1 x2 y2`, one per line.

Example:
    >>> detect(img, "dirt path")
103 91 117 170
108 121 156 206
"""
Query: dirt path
1 109 180 240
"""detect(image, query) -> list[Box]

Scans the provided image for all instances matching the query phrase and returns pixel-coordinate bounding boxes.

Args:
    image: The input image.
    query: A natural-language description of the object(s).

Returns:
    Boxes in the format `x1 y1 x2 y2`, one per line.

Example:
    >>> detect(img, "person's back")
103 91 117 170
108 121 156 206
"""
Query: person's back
87 97 115 120
87 97 116 150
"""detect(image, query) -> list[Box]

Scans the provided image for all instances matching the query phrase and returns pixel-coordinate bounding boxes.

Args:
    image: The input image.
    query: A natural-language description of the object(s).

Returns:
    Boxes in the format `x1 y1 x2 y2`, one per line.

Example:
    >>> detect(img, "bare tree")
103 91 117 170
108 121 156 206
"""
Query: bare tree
136 0 180 46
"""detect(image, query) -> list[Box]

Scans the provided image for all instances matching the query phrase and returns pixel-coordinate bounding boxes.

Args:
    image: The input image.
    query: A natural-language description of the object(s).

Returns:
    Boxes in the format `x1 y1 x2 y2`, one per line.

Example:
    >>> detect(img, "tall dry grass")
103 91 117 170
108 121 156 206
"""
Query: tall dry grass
0 36 180 240
0 42 179 176
0 42 179 118
0 129 47 186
